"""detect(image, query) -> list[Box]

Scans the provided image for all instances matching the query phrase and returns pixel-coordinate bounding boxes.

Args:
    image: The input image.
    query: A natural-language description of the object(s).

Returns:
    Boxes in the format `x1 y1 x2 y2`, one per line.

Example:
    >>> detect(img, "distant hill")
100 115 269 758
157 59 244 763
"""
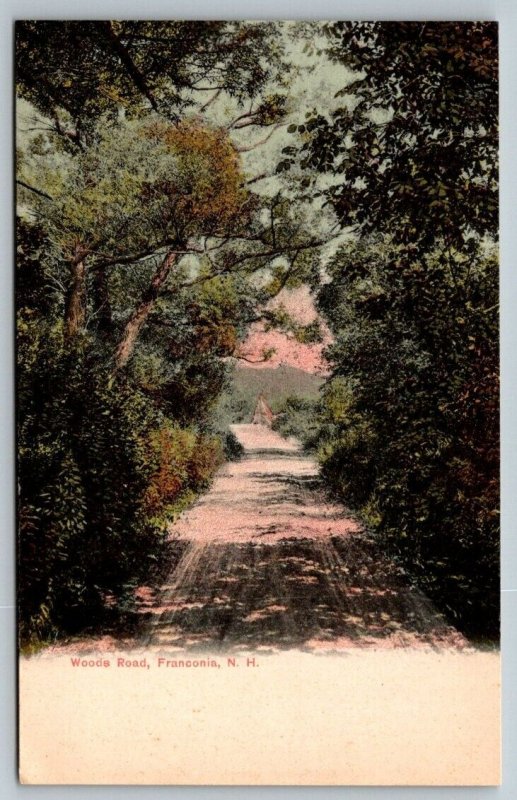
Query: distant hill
215 363 324 425
234 364 323 405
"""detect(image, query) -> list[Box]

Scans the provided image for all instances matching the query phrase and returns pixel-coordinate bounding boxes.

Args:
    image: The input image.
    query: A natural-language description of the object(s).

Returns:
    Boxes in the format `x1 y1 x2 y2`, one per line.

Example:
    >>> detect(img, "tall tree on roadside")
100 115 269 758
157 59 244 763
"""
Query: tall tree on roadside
289 22 498 252
286 22 499 638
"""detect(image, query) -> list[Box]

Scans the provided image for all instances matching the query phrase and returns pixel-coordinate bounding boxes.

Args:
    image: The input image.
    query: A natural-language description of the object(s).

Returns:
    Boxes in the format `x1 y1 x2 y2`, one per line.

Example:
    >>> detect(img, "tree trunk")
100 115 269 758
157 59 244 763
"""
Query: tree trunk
114 249 177 370
64 246 88 339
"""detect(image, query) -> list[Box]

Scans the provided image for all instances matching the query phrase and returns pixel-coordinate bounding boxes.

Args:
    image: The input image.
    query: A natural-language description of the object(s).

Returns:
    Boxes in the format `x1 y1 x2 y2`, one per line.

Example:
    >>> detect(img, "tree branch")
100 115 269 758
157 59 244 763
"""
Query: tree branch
52 114 83 149
16 180 53 201
198 88 222 112
89 236 208 269
245 172 274 186
95 21 162 115
231 350 275 364
234 123 287 153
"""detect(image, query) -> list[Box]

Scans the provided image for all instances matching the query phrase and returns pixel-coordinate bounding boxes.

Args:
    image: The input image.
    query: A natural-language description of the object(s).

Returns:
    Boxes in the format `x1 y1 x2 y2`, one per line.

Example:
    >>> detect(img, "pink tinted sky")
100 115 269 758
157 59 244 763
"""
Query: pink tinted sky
237 286 332 375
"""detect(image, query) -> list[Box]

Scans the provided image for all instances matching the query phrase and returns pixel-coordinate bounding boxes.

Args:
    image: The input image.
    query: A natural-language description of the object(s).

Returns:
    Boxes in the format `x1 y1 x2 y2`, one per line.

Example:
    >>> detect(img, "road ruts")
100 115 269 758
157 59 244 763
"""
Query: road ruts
139 424 466 652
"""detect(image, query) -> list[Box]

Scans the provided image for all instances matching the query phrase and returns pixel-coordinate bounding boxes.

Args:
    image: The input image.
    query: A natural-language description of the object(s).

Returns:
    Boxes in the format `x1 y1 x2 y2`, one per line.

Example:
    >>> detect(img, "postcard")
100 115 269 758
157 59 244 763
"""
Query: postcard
16 20 500 785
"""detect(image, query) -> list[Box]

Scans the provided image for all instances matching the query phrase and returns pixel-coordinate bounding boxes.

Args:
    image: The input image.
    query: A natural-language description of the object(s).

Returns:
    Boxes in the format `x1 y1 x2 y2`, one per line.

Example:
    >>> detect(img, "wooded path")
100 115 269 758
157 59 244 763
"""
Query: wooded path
139 424 465 652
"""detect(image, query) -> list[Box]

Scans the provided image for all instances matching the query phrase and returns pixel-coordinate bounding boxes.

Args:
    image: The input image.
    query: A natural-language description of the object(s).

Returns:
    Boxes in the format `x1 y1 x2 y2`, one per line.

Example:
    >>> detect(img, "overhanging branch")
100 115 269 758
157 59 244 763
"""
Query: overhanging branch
16 180 53 201
234 123 287 153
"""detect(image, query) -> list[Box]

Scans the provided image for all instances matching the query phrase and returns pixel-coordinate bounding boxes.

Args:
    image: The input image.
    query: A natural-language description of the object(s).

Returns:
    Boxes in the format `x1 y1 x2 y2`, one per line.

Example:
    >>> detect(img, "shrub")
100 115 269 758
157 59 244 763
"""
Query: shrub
315 239 499 640
222 429 245 461
272 395 320 449
142 424 224 519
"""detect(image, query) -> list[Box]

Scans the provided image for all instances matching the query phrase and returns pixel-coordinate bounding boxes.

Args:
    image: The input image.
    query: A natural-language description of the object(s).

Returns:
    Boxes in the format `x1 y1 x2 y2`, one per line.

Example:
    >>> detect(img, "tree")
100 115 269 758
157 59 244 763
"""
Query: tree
19 114 250 327
111 119 251 368
17 19 327 367
288 22 498 252
16 21 284 148
18 115 326 368
16 21 331 644
292 22 499 638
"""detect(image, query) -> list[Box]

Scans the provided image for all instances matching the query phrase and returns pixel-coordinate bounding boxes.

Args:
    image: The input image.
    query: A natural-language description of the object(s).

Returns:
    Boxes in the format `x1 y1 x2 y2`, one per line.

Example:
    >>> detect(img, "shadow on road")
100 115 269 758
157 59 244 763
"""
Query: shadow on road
138 534 465 653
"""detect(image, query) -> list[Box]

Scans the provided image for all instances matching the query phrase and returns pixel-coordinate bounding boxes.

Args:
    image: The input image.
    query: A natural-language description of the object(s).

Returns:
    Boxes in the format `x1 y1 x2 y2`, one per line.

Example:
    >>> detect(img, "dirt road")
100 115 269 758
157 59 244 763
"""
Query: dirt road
139 424 465 652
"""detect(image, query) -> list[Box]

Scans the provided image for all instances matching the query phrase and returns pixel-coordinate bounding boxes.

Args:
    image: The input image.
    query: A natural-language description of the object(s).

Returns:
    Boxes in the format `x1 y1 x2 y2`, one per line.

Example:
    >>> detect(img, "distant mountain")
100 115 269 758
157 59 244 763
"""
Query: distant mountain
234 363 323 404
215 363 324 425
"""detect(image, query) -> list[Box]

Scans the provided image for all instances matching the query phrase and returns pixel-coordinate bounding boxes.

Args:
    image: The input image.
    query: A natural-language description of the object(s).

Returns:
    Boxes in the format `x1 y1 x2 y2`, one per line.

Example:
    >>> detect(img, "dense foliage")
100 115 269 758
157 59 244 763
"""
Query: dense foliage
16 218 237 643
288 22 497 252
272 396 320 446
291 23 499 639
314 239 498 637
16 21 319 646
16 21 282 140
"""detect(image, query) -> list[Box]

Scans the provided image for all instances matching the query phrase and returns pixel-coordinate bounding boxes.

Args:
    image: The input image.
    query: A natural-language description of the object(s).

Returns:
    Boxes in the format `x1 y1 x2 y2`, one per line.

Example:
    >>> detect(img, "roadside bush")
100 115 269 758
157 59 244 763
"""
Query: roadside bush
222 429 245 460
16 218 244 646
315 239 499 640
272 395 320 449
17 327 168 640
143 424 224 519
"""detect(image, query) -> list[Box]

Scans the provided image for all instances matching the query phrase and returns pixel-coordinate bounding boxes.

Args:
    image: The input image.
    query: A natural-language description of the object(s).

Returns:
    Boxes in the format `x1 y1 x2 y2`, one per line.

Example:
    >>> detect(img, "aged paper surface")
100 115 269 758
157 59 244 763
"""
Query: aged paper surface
20 651 500 785
16 20 500 785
